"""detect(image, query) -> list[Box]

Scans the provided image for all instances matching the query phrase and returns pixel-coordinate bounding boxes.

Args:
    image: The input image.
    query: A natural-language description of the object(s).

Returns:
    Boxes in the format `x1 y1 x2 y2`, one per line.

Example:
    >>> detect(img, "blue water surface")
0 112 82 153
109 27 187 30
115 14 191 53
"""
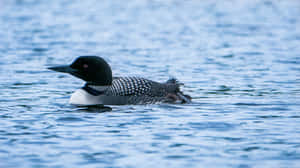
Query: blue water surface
0 0 300 168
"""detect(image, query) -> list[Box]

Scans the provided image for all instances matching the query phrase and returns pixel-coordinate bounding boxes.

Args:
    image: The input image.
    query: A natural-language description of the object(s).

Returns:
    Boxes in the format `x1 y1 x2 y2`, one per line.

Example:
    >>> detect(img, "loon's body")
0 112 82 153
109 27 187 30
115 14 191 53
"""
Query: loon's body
48 56 191 105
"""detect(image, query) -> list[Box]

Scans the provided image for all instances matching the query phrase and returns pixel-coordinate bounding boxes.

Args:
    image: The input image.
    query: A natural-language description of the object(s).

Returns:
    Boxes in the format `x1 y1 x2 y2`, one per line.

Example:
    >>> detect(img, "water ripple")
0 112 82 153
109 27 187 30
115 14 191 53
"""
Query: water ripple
188 122 236 131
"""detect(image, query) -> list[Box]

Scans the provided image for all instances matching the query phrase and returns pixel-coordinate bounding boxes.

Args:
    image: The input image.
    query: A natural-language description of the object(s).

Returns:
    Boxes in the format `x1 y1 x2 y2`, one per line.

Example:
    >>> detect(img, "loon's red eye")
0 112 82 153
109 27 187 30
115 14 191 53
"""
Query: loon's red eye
83 64 88 68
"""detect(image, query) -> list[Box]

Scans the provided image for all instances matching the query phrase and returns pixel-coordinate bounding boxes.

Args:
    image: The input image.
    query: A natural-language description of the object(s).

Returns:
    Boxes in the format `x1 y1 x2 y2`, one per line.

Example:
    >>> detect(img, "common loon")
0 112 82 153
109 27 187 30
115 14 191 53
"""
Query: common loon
48 56 191 105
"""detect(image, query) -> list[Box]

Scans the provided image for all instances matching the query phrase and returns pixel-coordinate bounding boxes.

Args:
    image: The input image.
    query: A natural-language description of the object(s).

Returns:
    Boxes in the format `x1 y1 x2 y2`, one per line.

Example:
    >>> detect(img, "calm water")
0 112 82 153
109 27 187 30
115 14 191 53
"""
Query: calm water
0 0 300 167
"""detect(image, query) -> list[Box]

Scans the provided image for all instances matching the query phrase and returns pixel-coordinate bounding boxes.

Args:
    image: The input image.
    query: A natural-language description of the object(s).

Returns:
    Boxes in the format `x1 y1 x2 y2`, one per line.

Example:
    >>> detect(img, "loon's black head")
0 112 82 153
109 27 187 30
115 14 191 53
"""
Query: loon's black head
48 56 112 85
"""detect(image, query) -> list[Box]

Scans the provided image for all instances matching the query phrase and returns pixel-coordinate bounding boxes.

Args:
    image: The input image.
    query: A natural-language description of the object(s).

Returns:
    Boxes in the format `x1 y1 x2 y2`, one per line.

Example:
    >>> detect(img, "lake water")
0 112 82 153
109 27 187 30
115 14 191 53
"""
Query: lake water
0 0 299 168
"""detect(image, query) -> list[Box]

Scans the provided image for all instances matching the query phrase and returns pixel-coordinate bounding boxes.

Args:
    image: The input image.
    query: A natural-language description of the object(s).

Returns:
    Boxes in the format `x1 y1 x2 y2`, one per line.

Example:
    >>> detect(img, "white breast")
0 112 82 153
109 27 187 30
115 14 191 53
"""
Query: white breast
69 89 103 105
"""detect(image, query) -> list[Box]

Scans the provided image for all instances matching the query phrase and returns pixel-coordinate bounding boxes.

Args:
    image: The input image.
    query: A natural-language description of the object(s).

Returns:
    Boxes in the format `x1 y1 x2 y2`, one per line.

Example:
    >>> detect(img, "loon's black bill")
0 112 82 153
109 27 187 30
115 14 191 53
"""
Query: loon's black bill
48 65 85 80
48 65 75 73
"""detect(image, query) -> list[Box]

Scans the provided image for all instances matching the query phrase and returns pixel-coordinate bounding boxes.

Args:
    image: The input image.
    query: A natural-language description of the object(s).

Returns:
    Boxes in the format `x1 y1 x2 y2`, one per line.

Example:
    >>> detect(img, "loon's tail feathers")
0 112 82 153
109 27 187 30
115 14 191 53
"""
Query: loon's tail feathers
165 78 192 104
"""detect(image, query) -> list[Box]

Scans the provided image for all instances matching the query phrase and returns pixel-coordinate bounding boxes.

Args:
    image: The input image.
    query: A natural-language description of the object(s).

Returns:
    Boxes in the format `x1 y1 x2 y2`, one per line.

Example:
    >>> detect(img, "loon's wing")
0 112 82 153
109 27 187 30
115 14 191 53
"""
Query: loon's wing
107 77 155 96
107 77 191 104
